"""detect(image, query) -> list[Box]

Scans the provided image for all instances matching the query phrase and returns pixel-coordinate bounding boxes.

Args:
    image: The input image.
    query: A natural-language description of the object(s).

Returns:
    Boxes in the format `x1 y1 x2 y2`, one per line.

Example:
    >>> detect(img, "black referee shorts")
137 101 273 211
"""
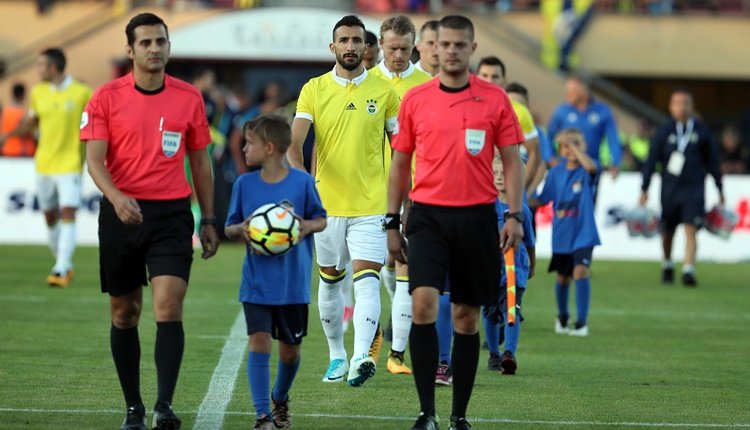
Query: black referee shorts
406 202 501 307
98 197 194 296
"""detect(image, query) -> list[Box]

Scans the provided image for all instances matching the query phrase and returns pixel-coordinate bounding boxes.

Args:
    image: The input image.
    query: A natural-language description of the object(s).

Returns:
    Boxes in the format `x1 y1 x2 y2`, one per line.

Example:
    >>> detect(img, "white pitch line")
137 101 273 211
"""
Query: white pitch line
191 311 247 430
1 407 749 428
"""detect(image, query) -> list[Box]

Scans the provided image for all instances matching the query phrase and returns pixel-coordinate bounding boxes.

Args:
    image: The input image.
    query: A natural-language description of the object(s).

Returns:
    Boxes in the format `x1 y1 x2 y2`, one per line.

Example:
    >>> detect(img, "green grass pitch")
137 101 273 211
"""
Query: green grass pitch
1 244 748 429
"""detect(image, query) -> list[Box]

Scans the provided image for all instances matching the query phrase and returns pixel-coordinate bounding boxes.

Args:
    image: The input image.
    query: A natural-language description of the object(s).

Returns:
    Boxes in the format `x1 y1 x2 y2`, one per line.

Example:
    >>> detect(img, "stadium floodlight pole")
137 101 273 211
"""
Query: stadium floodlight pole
504 247 517 326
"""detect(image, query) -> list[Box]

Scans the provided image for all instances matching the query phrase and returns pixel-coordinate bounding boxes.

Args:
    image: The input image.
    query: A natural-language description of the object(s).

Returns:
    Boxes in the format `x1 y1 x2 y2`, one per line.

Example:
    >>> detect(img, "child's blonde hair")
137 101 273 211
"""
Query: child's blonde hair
242 114 291 153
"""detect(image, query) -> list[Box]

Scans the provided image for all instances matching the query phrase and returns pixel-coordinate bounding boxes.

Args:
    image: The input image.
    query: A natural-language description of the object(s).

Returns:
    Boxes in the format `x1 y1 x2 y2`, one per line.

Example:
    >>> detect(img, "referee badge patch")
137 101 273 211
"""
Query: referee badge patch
465 128 486 155
162 130 182 158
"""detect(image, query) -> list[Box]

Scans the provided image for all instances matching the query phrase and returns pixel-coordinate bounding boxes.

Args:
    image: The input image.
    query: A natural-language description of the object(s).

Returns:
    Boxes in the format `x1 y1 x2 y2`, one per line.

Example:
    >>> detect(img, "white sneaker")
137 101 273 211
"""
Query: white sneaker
347 354 376 387
554 317 570 334
322 358 348 382
569 324 589 337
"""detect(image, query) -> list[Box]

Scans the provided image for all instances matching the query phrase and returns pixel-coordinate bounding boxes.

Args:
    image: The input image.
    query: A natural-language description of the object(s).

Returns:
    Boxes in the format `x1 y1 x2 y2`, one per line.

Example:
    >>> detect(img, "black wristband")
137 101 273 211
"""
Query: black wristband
384 213 401 230
200 217 217 226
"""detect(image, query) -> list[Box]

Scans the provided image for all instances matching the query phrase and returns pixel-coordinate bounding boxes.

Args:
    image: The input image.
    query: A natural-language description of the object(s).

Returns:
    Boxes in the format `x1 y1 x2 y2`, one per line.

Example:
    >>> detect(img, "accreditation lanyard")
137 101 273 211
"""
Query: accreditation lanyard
675 119 694 154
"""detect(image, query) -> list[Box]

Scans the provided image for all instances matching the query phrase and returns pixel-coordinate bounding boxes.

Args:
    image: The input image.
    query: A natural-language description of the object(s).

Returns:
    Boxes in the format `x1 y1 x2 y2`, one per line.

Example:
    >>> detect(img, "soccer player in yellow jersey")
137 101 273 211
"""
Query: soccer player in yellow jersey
363 30 380 70
476 56 541 192
369 15 432 377
0 48 92 287
415 20 439 77
287 15 400 388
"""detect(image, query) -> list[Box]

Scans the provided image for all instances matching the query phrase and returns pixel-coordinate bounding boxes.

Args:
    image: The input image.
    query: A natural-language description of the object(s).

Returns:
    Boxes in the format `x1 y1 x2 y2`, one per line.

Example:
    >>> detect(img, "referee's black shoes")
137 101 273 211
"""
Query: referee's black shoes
120 404 146 430
411 412 440 430
152 401 181 430
448 416 472 430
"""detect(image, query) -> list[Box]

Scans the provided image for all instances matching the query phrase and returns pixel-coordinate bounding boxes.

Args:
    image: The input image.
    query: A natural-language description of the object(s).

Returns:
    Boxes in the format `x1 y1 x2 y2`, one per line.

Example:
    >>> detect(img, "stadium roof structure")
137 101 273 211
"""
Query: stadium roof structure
170 7 381 62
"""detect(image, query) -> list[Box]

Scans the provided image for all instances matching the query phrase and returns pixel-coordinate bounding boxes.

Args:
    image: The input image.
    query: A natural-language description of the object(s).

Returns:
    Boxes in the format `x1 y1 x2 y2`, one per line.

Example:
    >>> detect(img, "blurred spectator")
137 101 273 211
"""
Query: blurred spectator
718 125 748 174
363 31 380 70
192 68 217 124
0 83 36 157
619 118 653 172
741 104 750 156
547 75 621 191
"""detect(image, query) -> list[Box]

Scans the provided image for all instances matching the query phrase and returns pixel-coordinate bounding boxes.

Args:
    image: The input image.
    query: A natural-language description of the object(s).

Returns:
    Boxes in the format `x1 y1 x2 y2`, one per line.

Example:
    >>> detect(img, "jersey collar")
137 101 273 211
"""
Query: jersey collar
50 75 73 92
331 65 368 87
376 60 416 79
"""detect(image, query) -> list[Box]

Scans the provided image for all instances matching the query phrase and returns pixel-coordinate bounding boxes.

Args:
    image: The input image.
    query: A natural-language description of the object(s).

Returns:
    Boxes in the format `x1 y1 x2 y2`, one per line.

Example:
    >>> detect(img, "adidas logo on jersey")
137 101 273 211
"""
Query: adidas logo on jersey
346 102 356 111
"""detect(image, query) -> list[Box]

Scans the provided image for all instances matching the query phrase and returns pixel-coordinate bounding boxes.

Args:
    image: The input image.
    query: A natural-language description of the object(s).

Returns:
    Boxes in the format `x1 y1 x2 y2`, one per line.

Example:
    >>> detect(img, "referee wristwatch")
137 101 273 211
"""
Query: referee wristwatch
504 211 525 224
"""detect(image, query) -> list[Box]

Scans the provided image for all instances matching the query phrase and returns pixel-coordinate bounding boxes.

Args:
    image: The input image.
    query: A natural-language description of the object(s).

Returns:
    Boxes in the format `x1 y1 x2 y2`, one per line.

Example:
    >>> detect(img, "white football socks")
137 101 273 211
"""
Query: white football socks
391 278 412 353
352 269 381 358
380 265 396 303
53 220 76 274
48 222 60 258
341 263 354 309
318 271 347 361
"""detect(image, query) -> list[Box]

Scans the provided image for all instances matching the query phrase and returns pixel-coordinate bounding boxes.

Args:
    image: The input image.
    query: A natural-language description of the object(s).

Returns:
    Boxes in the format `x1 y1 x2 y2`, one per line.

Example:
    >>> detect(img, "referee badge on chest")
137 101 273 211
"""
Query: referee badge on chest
162 130 182 158
465 128 486 155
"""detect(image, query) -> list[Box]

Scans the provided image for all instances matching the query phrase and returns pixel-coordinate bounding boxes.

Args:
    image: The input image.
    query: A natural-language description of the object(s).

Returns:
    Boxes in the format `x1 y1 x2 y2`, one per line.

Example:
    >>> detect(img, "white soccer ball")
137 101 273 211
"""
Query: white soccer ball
248 203 300 256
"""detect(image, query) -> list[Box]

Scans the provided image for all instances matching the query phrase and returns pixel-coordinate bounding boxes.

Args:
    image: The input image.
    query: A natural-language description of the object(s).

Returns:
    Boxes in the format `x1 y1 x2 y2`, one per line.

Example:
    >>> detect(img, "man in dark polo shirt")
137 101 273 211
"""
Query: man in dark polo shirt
640 88 724 287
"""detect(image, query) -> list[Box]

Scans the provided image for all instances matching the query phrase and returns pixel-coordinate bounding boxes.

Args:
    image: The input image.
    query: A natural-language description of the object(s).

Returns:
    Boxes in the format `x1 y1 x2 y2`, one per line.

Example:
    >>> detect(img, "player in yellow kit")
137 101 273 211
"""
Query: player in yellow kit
0 48 91 287
287 15 400 388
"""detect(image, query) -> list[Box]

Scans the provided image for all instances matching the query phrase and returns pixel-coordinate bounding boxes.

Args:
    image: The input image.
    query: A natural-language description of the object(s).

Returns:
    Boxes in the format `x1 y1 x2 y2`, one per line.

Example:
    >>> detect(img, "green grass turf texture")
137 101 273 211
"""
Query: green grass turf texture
0 244 748 430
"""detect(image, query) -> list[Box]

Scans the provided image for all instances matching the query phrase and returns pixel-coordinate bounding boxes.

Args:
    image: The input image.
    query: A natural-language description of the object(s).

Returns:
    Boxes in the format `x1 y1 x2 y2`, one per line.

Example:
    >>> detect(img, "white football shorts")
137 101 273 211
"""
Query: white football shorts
315 215 387 271
36 173 82 211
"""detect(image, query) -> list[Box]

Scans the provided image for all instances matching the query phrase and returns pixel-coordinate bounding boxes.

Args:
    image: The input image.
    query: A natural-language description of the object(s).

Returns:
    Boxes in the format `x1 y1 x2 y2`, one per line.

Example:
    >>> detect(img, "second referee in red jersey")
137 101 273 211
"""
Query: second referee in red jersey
387 15 525 430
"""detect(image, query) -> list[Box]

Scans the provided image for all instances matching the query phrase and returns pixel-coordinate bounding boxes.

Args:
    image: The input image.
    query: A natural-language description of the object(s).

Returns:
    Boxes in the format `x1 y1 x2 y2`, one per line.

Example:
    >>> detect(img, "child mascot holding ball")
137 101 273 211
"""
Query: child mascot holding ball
225 114 327 430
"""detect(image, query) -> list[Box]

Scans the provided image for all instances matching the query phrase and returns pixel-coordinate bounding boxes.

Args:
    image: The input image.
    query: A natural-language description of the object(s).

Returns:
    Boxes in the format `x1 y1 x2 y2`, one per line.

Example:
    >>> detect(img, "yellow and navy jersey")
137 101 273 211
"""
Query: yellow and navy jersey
30 76 92 174
511 99 538 160
296 67 400 217
511 99 538 142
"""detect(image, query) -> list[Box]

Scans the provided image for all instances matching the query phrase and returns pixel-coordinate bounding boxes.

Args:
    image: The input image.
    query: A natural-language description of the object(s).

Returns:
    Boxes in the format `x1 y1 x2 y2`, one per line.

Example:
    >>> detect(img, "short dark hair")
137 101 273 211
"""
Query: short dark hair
438 15 474 42
505 82 528 103
420 20 439 38
365 30 378 49
242 114 292 154
126 13 169 46
11 83 26 102
477 56 505 79
40 48 66 73
332 15 365 42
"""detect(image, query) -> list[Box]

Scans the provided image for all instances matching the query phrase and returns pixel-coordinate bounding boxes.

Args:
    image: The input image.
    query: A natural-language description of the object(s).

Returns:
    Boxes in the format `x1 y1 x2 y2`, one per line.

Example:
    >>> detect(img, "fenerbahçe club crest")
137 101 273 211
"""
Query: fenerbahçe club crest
366 99 378 115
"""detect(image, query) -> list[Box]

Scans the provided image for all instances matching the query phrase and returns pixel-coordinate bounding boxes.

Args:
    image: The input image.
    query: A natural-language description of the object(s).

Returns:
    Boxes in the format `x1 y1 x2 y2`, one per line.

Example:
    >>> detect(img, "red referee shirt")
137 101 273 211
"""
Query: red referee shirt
80 73 210 200
392 75 523 207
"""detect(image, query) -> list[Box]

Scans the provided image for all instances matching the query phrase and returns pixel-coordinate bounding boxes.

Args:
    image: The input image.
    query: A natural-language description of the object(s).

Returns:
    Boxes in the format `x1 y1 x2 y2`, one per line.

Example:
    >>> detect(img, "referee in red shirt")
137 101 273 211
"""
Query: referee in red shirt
81 13 219 430
387 16 525 430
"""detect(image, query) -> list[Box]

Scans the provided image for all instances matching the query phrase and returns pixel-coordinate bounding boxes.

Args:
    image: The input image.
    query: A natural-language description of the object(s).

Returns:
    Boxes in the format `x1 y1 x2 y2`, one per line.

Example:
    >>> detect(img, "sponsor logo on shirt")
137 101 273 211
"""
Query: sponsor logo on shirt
346 102 357 111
